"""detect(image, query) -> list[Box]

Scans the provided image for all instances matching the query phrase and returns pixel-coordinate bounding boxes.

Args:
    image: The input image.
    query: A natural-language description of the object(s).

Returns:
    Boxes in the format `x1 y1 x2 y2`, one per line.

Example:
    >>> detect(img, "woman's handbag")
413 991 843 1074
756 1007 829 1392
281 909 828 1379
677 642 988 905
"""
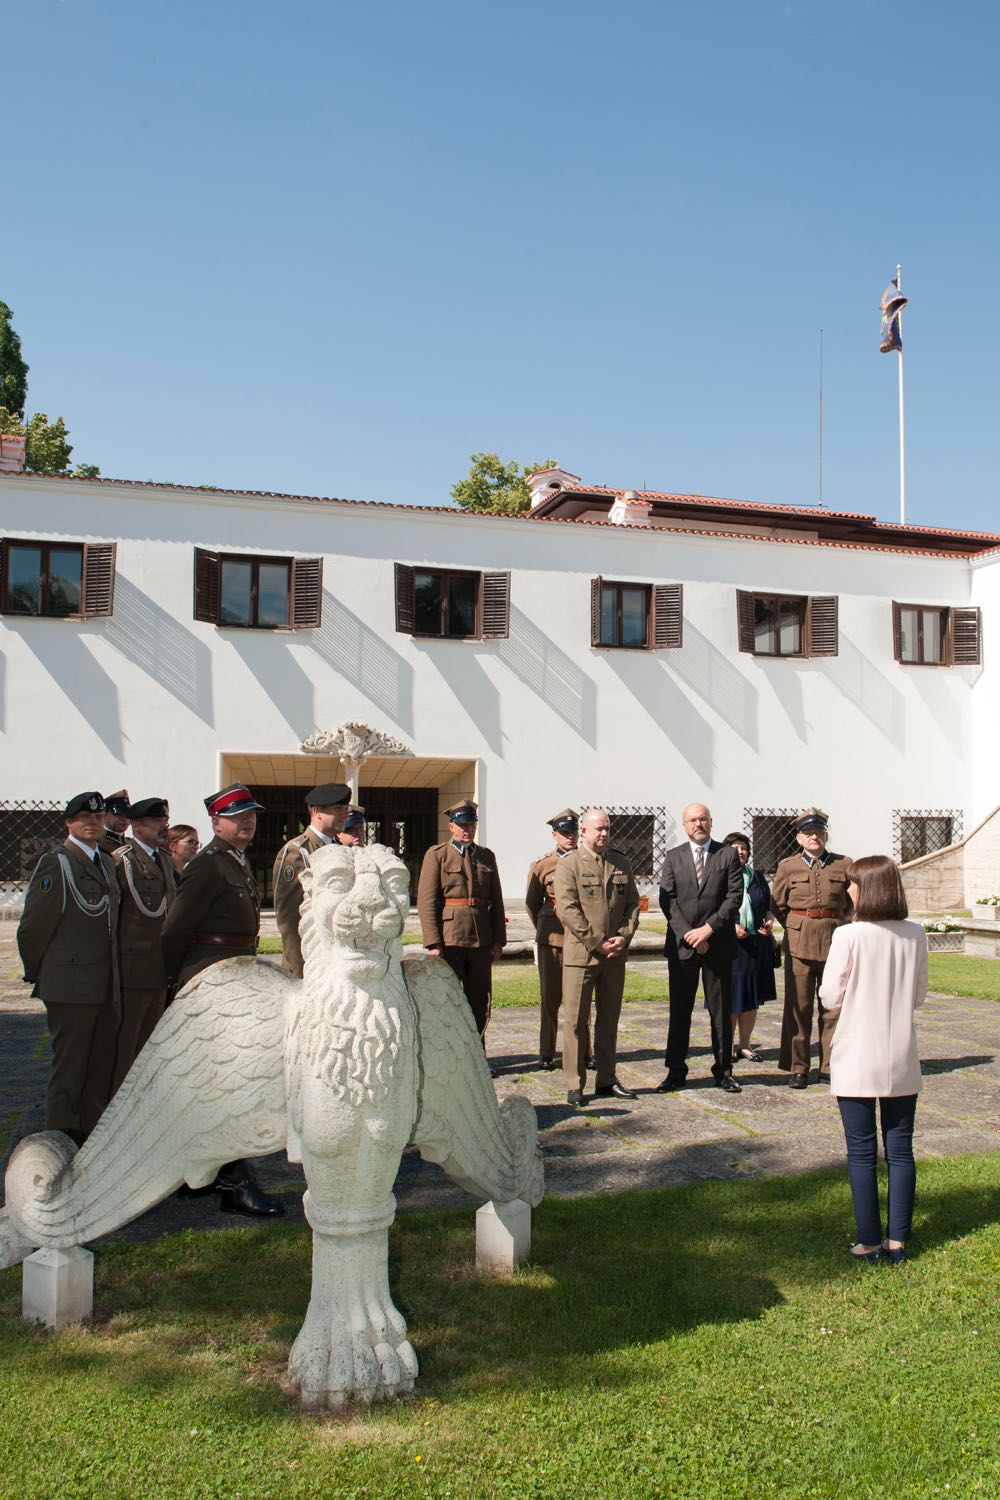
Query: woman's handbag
770 935 782 969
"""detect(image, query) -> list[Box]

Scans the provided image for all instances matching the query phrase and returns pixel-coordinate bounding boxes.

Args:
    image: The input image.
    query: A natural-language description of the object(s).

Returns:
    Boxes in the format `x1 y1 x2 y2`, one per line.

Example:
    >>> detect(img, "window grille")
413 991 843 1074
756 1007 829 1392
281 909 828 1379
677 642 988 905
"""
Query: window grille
893 809 962 864
742 808 801 875
581 805 674 884
0 801 66 895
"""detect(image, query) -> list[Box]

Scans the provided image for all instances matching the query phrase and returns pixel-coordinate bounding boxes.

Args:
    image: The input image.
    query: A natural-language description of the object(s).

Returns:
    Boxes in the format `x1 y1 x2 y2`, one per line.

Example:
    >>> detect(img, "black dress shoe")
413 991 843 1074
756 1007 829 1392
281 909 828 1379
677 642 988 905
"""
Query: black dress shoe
217 1179 286 1217
176 1182 216 1199
594 1080 639 1100
717 1074 742 1094
817 1072 831 1084
567 1089 586 1107
538 1057 558 1071
655 1074 685 1093
586 1054 596 1070
789 1073 808 1089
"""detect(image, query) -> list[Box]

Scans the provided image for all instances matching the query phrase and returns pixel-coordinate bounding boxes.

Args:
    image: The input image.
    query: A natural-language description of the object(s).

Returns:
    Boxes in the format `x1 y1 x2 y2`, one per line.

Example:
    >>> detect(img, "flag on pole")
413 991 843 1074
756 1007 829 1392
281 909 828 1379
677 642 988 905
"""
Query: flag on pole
880 277 908 353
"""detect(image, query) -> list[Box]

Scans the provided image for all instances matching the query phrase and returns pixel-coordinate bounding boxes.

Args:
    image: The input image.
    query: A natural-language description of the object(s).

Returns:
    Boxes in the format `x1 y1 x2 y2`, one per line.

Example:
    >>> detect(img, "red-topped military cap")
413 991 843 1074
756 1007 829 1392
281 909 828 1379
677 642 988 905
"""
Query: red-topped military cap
204 782 265 817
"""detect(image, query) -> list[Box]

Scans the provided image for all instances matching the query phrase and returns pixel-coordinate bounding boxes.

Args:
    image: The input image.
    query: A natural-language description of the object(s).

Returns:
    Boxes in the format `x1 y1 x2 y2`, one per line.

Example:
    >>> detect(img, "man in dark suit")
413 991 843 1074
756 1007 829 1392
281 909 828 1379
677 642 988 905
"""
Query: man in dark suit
656 802 744 1095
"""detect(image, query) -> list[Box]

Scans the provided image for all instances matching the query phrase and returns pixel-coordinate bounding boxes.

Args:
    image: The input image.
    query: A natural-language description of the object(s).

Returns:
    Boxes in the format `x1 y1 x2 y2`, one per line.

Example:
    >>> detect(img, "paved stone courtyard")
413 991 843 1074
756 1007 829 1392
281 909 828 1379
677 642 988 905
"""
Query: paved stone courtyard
1 926 997 1246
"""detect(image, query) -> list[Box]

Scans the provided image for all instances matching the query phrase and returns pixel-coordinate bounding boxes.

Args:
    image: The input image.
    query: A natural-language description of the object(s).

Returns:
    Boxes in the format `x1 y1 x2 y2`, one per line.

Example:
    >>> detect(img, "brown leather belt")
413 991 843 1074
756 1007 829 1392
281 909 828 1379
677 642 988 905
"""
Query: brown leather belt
191 932 258 950
444 898 489 909
790 908 840 919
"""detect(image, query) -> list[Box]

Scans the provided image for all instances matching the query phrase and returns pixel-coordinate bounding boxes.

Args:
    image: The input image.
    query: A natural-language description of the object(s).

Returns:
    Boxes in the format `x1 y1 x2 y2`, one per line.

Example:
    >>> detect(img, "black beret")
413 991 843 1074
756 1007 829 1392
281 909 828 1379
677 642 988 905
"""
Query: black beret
306 783 351 808
129 798 169 820
65 791 105 818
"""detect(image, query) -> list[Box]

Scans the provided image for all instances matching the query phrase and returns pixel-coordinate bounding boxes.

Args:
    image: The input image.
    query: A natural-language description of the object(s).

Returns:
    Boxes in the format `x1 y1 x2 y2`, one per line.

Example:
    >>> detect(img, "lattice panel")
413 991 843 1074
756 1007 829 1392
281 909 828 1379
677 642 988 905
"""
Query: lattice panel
893 809 963 864
0 801 65 892
581 805 675 884
742 808 801 875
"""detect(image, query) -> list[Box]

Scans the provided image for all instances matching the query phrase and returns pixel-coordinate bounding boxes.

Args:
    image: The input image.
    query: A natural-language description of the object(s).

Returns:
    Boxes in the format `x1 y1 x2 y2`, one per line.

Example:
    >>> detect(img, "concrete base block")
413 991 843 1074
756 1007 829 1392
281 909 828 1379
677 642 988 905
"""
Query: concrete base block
22 1246 94 1329
476 1198 531 1273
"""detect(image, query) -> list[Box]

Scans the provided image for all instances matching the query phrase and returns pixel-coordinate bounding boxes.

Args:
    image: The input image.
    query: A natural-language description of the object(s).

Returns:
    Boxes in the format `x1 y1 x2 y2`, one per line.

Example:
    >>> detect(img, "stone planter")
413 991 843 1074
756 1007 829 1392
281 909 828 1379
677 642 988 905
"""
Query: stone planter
926 932 965 952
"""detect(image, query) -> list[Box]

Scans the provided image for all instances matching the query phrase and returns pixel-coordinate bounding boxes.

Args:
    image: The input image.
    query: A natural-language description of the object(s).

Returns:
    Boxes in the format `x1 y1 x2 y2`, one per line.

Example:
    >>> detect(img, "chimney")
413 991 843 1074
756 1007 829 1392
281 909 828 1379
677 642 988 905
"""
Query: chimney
526 466 584 508
0 433 27 474
609 489 652 526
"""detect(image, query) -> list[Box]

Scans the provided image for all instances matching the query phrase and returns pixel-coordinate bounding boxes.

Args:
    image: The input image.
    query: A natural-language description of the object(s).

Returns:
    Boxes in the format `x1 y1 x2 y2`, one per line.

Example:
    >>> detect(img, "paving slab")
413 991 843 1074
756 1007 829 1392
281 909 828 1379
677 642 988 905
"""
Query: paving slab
1 927 997 1246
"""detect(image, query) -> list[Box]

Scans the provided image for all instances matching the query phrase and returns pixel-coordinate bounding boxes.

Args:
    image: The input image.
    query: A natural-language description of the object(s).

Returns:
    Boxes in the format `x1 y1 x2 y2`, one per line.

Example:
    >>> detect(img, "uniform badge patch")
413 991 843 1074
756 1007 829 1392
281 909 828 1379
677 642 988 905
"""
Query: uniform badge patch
39 875 53 893
283 864 296 881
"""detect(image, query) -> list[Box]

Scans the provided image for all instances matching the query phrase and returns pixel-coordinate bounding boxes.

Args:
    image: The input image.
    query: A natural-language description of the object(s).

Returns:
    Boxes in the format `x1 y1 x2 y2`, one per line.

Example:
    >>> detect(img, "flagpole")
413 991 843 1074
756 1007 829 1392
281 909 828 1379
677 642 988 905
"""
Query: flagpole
896 263 906 525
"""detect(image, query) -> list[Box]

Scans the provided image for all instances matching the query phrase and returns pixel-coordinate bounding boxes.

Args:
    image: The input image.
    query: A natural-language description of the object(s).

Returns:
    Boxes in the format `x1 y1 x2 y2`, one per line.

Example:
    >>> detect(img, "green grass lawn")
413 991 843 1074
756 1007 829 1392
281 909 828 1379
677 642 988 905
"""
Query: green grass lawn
927 953 1000 1001
1 1156 997 1499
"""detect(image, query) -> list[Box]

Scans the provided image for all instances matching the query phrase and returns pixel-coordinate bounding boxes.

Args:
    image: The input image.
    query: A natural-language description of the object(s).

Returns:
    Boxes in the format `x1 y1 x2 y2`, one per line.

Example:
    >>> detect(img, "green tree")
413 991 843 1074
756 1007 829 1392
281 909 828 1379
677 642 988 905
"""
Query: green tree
0 300 29 419
451 452 557 515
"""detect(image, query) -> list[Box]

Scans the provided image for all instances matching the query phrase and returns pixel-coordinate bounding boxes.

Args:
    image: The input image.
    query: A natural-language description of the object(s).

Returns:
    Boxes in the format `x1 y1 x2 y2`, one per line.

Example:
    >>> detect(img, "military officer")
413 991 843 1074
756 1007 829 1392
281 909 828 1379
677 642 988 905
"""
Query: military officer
161 781 283 1217
525 809 580 1070
111 796 176 1091
101 789 131 856
336 807 368 847
16 791 121 1142
272 783 352 977
417 800 506 1040
553 808 641 1107
771 808 853 1087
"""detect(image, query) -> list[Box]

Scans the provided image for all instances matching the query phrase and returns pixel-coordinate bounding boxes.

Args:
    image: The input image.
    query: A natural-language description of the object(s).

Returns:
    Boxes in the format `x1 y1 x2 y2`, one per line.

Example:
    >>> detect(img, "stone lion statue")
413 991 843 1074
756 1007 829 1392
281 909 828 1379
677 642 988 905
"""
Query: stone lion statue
0 843 544 1408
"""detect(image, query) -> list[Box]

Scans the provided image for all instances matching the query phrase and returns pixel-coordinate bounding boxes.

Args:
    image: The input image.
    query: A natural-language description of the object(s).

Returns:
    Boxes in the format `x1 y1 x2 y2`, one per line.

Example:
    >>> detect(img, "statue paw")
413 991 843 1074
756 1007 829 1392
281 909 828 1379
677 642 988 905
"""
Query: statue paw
287 1295 418 1408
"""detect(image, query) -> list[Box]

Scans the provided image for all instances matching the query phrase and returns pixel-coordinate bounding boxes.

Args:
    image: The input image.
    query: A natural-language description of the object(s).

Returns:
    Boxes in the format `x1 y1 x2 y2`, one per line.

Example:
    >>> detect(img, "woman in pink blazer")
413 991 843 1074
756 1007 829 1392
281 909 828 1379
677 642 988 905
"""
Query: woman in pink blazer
819 855 928 1264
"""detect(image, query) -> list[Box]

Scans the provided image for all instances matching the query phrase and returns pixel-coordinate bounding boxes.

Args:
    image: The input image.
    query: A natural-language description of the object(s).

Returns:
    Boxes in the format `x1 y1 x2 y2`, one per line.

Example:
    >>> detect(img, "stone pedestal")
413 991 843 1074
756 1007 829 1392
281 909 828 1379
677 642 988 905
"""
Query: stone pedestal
22 1247 94 1329
476 1198 531 1273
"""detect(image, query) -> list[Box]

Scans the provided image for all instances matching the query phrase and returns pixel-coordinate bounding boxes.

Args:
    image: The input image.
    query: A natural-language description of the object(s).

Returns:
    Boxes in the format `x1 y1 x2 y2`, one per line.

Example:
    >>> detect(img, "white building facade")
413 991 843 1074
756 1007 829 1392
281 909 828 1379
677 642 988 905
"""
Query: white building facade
1 466 997 906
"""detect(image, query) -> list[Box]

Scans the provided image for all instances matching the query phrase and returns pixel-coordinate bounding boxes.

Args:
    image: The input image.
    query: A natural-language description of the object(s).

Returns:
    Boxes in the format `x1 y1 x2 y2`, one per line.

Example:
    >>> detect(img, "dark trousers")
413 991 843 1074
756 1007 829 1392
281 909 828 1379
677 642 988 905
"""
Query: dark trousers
837 1095 918 1244
44 998 120 1139
665 950 733 1080
441 946 493 1036
112 985 167 1092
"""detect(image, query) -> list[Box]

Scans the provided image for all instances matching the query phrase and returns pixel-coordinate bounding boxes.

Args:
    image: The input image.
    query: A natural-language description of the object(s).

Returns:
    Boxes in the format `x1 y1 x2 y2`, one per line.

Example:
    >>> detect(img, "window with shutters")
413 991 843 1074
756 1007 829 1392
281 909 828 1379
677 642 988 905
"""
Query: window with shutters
892 602 981 666
590 578 682 650
735 591 838 658
193 550 323 629
393 563 510 640
0 539 116 619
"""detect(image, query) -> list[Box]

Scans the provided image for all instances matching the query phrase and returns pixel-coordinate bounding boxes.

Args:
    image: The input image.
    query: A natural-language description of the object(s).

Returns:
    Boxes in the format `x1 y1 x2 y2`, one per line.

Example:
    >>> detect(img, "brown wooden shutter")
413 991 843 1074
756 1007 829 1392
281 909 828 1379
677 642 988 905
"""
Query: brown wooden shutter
480 570 511 639
394 563 415 634
736 589 755 653
194 548 220 622
891 601 904 662
591 577 603 647
950 606 982 665
81 543 116 617
806 595 839 657
289 556 323 628
651 583 682 649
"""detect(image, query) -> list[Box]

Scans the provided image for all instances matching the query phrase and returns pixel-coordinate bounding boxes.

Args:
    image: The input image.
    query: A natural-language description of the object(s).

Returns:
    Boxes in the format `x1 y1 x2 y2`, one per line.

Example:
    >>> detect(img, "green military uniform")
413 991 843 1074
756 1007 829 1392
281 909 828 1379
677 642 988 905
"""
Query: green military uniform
417 811 506 1036
161 835 260 992
772 849 852 1078
112 836 177 1088
272 827 329 977
553 843 640 1092
17 837 121 1139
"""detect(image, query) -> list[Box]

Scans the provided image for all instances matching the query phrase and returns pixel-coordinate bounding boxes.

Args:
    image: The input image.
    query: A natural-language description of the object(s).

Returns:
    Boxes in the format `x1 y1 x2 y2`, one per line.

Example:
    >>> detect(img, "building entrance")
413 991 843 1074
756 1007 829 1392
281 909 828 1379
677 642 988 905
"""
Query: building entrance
247 783 439 905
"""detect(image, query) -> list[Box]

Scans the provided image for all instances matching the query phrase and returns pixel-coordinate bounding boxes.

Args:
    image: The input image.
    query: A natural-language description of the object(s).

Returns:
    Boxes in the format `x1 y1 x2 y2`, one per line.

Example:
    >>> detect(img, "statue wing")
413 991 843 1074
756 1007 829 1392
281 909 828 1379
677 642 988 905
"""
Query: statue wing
2 957 291 1260
403 956 543 1207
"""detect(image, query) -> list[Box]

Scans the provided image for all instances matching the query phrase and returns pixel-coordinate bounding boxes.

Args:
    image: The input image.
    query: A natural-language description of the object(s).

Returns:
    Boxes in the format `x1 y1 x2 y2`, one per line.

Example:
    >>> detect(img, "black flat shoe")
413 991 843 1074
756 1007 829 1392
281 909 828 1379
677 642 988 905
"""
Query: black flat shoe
218 1180 286 1217
881 1242 906 1264
567 1089 586 1107
717 1074 742 1094
538 1057 558 1071
594 1080 638 1100
846 1243 882 1264
789 1073 808 1089
735 1045 762 1063
655 1074 685 1093
585 1054 596 1070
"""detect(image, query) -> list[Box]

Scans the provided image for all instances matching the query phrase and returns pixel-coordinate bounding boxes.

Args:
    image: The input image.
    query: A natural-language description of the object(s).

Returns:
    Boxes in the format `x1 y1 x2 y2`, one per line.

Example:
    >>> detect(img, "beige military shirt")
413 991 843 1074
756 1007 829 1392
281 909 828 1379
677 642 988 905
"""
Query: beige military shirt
771 852 853 963
417 841 506 950
553 844 640 969
272 826 329 977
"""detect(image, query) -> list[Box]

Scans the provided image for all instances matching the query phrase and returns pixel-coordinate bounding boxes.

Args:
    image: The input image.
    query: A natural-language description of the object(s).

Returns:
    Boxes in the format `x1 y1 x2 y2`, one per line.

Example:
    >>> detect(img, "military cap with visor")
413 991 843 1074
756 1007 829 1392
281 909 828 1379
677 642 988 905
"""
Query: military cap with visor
794 808 829 833
445 800 479 825
204 783 266 817
547 808 579 834
104 790 131 815
343 806 367 830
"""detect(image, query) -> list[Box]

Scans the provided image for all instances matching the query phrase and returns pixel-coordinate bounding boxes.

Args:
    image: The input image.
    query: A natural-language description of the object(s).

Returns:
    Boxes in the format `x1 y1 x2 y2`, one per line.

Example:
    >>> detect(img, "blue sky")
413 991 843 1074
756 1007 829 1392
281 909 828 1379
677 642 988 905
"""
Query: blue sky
4 0 999 531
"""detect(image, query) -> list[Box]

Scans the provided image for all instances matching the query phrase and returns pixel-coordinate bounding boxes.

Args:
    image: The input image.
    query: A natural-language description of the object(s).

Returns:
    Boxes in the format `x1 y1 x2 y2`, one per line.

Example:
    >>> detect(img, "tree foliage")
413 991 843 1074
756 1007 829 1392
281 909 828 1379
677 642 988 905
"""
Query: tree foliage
451 452 557 515
0 300 29 419
0 300 100 476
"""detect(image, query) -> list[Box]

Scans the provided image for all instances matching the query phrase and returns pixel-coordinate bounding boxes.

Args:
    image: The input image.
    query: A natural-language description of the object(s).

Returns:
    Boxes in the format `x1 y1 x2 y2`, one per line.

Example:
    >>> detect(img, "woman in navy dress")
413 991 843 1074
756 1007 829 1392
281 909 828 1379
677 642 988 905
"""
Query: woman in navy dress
721 832 776 1062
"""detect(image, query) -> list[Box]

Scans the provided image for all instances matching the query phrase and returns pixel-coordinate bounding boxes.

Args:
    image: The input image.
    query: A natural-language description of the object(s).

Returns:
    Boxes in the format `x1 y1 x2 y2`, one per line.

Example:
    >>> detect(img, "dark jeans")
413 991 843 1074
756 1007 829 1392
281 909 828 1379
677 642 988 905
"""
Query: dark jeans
837 1094 917 1244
